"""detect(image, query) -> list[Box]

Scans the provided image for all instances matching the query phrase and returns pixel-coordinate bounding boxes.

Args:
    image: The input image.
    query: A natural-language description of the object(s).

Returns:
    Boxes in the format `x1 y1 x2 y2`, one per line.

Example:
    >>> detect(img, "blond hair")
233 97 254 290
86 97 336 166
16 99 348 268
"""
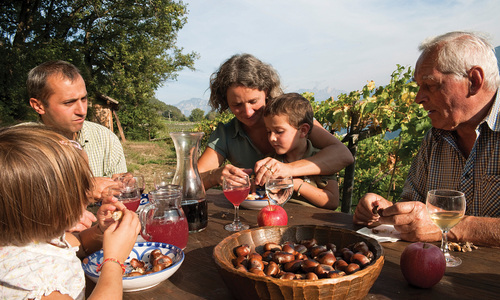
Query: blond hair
0 125 93 246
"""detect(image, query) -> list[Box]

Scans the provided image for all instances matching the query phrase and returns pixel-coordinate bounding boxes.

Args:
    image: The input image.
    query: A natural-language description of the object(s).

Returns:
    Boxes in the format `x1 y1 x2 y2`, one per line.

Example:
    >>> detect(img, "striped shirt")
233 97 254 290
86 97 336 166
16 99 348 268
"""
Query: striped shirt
75 121 127 177
401 90 500 217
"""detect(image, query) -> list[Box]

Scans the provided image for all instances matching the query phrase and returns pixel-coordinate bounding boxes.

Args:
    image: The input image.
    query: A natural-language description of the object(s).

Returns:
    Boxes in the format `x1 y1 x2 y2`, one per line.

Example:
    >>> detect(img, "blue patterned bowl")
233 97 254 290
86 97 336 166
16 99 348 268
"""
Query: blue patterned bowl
82 242 184 292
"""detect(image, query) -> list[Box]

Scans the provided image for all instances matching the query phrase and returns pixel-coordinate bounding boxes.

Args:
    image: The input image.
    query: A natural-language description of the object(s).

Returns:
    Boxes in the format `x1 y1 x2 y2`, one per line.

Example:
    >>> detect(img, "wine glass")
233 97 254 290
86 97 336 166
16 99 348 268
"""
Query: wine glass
223 174 251 231
265 176 294 206
154 171 174 190
109 176 141 212
426 189 466 267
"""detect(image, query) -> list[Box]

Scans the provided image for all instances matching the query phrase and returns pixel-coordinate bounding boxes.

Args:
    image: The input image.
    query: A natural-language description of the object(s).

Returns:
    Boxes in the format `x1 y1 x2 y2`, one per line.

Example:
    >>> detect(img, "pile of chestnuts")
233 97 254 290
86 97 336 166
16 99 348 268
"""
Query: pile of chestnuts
232 239 375 280
126 249 173 277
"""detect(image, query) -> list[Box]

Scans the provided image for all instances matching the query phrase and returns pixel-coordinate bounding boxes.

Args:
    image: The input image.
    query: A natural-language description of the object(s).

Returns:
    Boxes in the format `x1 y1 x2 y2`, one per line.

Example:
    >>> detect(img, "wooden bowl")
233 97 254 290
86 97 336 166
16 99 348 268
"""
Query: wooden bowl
213 225 384 300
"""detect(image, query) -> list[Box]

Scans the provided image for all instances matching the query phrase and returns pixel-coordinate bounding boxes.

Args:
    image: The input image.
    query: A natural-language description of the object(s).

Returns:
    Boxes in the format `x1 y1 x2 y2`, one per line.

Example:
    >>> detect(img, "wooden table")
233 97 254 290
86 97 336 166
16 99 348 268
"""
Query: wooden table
86 189 500 299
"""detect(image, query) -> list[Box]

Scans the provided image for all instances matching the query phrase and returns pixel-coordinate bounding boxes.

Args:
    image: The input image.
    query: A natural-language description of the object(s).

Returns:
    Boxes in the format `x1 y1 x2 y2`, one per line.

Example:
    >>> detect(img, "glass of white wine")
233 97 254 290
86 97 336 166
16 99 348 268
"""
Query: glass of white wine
265 176 294 206
426 189 466 267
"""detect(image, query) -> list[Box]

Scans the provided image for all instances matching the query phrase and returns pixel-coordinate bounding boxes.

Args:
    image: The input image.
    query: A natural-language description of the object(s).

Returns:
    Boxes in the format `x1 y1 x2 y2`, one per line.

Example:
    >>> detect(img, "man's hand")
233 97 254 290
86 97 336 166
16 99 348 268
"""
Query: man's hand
353 193 392 227
380 201 442 242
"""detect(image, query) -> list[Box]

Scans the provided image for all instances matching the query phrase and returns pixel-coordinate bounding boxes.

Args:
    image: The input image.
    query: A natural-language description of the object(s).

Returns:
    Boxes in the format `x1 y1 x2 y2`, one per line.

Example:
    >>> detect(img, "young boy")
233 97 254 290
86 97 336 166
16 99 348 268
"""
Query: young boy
262 93 339 210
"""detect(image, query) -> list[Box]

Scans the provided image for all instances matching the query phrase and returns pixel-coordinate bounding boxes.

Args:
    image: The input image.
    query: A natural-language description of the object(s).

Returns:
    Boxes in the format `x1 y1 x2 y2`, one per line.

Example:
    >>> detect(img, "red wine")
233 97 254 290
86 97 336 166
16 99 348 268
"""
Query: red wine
121 197 141 212
224 187 250 206
181 199 208 232
141 216 188 249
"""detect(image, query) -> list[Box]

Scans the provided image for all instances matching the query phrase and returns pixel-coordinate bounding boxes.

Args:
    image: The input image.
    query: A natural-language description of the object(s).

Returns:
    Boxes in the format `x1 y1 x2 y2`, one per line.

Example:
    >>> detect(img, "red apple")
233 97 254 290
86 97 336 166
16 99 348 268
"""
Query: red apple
400 242 446 288
257 205 288 226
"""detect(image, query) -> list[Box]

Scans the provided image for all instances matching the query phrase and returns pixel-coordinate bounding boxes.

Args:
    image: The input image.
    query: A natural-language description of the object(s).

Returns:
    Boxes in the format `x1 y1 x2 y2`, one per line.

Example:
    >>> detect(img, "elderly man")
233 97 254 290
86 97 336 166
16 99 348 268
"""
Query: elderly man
28 60 128 230
354 31 500 247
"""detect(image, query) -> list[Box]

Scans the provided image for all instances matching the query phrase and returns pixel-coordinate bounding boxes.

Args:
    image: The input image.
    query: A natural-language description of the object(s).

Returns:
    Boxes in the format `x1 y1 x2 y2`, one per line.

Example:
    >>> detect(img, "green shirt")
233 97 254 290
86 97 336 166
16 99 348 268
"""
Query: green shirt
276 139 337 205
76 121 127 177
207 118 273 169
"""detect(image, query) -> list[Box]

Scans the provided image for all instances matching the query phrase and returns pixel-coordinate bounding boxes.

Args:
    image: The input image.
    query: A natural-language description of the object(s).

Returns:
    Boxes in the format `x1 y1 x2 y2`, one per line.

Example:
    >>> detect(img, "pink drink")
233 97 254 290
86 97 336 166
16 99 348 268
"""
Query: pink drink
121 197 141 212
141 216 189 249
224 187 250 206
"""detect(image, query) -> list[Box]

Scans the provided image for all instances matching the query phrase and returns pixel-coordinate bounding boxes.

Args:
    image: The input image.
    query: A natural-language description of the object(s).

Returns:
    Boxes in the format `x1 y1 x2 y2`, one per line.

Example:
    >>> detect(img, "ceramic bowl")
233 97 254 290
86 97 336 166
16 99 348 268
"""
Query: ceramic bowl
213 225 384 300
240 189 277 210
82 241 184 292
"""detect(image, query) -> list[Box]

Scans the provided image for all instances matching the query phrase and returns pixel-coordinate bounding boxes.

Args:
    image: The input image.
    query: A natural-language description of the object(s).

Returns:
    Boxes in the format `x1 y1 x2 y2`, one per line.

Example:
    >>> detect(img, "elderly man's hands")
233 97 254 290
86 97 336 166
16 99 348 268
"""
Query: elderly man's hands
381 201 442 242
354 193 442 242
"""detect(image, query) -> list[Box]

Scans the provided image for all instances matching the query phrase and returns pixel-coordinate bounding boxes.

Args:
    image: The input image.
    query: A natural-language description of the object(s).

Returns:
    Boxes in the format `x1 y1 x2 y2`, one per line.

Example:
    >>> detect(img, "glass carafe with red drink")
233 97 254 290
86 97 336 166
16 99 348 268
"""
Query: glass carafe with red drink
139 185 189 250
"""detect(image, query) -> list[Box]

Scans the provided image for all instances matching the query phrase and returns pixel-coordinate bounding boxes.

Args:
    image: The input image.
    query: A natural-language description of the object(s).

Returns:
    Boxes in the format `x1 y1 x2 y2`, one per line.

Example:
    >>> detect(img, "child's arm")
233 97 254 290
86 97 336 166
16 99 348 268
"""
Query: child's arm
88 209 140 299
294 178 339 210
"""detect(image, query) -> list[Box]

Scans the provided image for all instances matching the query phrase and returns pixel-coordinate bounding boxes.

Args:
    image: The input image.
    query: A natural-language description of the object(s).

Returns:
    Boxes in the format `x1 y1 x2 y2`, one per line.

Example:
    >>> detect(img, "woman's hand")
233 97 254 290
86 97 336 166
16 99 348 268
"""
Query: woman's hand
254 158 292 186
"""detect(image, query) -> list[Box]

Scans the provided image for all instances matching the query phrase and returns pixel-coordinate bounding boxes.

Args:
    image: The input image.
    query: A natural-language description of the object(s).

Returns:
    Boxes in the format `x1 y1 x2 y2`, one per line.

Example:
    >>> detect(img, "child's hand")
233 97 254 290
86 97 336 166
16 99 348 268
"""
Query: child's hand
96 203 126 232
68 210 97 232
102 209 141 263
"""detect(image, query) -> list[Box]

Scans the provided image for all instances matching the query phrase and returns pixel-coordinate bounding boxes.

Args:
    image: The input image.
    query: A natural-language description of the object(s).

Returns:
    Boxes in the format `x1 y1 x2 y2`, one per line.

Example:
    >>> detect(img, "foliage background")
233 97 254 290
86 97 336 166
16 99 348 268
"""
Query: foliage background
0 0 198 140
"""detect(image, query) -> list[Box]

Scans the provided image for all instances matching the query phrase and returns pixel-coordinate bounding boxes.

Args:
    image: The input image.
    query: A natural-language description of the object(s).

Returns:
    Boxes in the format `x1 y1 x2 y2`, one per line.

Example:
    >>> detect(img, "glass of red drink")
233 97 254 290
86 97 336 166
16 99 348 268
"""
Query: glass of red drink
140 186 189 249
110 175 141 212
223 174 250 231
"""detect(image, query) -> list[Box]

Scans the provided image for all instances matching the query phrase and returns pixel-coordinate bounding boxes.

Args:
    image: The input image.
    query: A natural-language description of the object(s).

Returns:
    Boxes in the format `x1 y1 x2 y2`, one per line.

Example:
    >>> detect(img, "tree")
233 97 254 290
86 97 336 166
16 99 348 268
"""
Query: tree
0 0 198 140
189 108 205 122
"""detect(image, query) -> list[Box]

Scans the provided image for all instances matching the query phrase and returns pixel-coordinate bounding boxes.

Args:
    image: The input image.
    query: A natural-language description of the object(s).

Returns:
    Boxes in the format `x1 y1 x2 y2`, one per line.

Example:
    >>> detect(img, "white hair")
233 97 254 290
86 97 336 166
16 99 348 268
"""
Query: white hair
419 31 500 91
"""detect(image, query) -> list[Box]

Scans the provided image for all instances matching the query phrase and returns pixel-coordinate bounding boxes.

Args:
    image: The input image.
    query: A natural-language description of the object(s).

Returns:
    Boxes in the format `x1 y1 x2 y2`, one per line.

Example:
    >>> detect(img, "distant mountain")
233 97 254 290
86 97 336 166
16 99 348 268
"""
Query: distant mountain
175 98 211 116
294 86 346 101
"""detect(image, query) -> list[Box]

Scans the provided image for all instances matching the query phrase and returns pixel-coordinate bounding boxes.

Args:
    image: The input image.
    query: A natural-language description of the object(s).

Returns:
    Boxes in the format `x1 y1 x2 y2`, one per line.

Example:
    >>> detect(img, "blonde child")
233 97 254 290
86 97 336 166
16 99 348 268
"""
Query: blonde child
0 125 140 299
259 93 339 210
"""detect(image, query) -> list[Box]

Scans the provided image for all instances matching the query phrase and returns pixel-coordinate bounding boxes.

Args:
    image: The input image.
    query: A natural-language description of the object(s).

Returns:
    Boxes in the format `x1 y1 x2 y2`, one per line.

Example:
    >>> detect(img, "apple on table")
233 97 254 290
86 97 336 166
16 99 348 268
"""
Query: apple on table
400 242 446 288
257 202 288 226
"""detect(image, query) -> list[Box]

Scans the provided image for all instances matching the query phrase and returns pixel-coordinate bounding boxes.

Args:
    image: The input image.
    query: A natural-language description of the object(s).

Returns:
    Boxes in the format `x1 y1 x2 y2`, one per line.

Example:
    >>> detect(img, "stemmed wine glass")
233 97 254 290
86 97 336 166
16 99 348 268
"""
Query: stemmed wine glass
426 189 466 267
223 174 251 231
265 176 294 206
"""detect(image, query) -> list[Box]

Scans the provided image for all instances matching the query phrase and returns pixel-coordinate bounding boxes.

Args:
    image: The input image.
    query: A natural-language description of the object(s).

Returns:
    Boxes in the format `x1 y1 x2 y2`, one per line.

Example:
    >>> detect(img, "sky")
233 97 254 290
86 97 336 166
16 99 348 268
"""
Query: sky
155 0 500 105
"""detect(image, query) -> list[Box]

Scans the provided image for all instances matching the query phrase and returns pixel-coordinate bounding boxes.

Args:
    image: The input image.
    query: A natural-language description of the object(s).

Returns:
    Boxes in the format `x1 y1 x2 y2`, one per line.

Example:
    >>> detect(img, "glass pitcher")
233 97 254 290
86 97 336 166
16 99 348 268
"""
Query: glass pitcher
139 186 188 250
170 131 208 232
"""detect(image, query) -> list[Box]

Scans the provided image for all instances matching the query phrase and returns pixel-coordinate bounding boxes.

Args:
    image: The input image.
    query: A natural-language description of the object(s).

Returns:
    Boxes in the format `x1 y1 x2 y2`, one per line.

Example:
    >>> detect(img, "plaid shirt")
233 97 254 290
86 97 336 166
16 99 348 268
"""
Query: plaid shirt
401 90 500 217
75 121 127 177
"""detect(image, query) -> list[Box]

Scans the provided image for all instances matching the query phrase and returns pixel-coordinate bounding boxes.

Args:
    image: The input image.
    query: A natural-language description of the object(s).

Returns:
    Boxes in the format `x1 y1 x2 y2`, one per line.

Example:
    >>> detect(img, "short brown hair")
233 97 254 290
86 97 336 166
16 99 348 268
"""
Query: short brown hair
27 60 82 105
0 125 93 246
264 93 313 134
209 53 283 112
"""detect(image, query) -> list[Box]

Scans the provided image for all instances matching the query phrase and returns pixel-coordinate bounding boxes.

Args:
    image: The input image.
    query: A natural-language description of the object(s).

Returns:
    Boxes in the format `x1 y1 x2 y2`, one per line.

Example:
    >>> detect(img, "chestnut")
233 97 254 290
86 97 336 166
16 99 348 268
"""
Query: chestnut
334 259 348 272
264 242 282 252
326 243 337 253
248 257 264 270
234 244 251 257
283 260 303 273
342 250 354 262
127 271 143 277
301 259 319 273
264 261 280 277
345 263 360 274
294 244 307 254
272 251 295 264
232 255 248 268
317 251 336 266
351 253 370 267
282 244 296 255
327 270 345 278
130 258 145 269
310 245 328 258
300 238 317 249
279 272 295 280
306 272 319 280
152 264 166 272
352 241 370 255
